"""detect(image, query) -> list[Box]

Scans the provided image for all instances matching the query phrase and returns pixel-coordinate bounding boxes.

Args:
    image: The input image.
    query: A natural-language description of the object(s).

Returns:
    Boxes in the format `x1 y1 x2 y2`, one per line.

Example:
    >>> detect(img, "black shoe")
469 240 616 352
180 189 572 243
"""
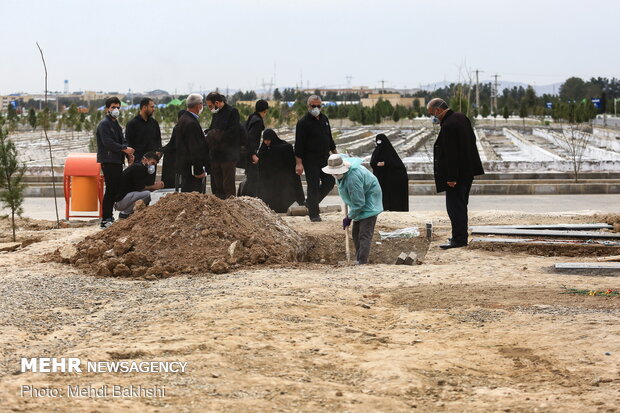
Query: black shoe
100 218 113 229
119 213 130 219
310 216 322 222
439 242 467 250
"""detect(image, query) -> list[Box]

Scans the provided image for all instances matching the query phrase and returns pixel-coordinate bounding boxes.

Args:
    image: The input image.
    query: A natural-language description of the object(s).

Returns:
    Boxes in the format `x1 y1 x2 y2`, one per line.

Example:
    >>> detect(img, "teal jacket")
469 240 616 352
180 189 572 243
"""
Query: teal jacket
337 157 383 221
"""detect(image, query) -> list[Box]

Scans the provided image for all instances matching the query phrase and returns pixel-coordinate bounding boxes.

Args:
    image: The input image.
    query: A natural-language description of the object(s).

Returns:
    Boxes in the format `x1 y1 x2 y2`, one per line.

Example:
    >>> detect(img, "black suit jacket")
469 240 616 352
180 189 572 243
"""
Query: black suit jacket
175 111 208 176
433 110 484 193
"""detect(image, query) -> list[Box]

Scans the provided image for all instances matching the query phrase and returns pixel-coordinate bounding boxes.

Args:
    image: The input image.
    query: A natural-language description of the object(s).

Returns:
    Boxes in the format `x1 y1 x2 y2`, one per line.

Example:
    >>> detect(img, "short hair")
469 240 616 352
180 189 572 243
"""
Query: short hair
186 93 204 108
255 99 269 112
143 151 161 162
206 92 224 103
105 96 121 108
139 98 154 109
427 98 448 111
307 95 321 105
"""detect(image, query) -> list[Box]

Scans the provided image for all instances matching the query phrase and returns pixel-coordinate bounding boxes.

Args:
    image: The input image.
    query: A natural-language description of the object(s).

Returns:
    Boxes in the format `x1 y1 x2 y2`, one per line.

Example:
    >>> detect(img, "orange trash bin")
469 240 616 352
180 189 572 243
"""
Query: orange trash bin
63 153 104 220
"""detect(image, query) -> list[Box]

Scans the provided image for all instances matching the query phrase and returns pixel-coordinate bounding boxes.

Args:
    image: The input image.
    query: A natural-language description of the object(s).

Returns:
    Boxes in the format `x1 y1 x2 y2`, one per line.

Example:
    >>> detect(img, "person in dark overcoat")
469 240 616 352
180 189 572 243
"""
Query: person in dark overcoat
427 98 484 249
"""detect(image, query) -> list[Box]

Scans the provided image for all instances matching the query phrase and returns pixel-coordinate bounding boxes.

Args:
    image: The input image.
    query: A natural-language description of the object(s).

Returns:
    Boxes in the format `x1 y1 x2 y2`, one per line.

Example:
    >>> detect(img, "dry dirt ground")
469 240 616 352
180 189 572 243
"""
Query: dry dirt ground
0 209 618 413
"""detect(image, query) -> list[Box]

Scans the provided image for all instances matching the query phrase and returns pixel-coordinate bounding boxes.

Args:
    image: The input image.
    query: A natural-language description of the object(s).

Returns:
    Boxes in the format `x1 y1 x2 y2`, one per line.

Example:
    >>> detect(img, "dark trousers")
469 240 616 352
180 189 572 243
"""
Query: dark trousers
352 215 377 264
101 163 123 220
445 179 473 245
178 173 205 193
211 161 237 199
304 162 335 218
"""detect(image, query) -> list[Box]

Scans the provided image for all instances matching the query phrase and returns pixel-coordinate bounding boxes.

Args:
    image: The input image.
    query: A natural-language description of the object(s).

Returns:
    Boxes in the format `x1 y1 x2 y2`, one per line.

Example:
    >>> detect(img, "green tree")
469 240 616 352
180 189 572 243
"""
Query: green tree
28 108 37 130
559 77 586 102
347 105 361 123
7 104 18 132
0 128 26 242
66 103 79 137
273 88 282 101
519 103 527 128
392 108 400 123
524 85 537 110
502 106 510 121
37 107 51 130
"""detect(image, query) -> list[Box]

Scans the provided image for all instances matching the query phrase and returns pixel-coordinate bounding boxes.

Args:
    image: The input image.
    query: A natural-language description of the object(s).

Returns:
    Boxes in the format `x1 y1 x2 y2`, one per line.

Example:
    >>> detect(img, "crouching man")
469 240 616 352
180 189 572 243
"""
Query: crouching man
114 151 164 219
322 154 383 264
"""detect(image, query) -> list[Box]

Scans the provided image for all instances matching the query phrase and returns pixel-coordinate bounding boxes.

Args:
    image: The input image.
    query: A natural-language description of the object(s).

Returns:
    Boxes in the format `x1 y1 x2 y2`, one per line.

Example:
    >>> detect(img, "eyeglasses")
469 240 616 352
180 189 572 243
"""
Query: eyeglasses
309 104 322 108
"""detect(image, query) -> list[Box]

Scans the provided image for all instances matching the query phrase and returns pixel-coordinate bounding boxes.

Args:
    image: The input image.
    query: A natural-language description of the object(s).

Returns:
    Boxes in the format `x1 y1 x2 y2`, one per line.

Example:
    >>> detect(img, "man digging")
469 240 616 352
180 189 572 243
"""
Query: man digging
323 154 383 265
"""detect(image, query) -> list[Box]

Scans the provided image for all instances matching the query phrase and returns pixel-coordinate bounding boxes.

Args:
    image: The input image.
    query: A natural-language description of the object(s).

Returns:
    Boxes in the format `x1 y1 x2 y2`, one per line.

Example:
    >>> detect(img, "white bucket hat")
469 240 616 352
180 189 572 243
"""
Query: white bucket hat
322 154 351 175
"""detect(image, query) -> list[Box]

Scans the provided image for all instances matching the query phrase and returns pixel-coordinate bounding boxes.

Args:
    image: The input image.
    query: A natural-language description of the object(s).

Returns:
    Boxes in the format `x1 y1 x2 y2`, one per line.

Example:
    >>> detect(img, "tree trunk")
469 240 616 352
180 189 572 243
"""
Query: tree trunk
11 210 16 242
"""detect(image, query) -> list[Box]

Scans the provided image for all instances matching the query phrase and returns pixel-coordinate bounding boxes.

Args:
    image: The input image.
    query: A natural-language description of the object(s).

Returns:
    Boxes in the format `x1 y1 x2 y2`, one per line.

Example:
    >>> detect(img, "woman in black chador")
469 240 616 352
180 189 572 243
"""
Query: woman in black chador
257 129 305 213
369 133 409 211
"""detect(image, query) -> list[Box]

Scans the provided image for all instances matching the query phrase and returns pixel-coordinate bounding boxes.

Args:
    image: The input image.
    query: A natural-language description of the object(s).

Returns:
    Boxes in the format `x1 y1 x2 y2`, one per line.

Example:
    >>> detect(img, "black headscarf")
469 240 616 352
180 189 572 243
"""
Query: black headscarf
370 134 406 170
261 129 286 147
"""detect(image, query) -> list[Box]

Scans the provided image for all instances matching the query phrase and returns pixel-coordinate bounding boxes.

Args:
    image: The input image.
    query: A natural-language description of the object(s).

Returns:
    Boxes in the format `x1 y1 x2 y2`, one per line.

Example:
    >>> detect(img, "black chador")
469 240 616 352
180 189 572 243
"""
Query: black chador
369 133 409 211
257 129 305 213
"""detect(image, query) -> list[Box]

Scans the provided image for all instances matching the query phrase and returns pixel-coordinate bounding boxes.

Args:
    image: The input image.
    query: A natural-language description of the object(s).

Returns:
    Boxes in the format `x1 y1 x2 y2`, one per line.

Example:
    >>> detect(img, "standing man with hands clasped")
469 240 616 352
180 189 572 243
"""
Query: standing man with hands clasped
125 97 162 186
427 98 484 249
96 96 134 229
294 95 338 222
175 94 209 193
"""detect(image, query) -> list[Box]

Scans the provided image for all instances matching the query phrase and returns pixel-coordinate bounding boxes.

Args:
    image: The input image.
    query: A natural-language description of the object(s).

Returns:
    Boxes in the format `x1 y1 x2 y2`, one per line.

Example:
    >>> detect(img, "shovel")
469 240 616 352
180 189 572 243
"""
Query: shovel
345 204 351 264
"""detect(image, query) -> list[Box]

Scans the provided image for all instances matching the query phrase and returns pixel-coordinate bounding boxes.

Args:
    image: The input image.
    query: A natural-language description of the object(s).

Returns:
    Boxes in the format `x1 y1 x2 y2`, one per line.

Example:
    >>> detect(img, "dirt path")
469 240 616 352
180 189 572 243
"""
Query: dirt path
0 211 618 412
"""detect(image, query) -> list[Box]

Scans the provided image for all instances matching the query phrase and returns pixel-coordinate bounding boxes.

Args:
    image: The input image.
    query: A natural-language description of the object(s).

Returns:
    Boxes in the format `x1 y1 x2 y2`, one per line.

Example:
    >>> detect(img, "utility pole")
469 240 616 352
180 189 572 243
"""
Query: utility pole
492 74 500 114
378 79 389 94
475 69 483 111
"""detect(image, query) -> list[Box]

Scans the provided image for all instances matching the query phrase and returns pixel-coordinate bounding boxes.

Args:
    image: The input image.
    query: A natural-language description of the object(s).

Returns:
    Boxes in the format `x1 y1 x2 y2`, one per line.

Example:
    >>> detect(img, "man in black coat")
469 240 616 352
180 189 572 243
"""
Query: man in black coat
125 97 162 186
240 99 269 197
175 94 208 193
294 95 338 222
96 96 134 228
206 92 240 199
427 98 484 249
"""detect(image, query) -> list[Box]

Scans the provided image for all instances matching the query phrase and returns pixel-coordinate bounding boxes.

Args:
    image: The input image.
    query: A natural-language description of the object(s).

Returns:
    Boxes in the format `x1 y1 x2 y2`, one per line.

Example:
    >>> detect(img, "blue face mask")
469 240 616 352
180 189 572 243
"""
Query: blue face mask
431 115 440 124
147 165 156 174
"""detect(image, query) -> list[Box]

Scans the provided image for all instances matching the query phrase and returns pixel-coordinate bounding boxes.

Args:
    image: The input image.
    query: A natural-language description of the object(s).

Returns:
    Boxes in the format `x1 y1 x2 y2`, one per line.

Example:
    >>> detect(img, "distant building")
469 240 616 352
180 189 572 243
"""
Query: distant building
0 95 20 110
301 87 373 97
361 93 425 109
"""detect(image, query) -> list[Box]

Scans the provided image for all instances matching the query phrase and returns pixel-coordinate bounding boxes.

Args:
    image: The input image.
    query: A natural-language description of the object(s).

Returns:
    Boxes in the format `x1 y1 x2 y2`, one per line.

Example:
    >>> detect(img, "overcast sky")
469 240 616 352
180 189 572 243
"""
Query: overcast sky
1 0 618 95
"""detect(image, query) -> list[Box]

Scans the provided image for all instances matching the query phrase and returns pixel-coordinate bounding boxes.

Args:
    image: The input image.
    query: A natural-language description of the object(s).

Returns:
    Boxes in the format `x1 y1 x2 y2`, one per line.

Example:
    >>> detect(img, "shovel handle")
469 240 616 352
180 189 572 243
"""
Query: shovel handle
345 204 351 264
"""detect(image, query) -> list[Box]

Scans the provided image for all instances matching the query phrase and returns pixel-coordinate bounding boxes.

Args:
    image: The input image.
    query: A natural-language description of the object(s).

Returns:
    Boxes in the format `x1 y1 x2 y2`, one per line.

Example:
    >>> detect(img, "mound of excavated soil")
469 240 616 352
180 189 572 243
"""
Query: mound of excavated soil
54 193 308 278
595 213 620 232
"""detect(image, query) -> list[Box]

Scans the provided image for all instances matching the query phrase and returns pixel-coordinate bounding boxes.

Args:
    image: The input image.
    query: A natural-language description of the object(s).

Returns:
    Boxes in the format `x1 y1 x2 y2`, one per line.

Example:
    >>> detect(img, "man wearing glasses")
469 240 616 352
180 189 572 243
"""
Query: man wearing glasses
294 95 338 222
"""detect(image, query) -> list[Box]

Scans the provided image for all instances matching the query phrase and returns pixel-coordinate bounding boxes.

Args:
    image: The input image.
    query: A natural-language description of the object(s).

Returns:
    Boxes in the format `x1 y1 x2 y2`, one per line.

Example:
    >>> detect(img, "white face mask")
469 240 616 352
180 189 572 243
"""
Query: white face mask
198 105 204 115
376 140 382 145
309 107 321 117
109 108 120 118
431 115 439 124
211 107 220 114
147 164 156 174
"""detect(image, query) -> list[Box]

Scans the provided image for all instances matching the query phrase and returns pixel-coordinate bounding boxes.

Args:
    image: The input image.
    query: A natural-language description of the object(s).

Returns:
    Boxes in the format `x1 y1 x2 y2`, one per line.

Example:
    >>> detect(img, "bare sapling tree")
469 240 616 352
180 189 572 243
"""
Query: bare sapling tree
0 128 26 242
556 123 592 183
36 42 60 226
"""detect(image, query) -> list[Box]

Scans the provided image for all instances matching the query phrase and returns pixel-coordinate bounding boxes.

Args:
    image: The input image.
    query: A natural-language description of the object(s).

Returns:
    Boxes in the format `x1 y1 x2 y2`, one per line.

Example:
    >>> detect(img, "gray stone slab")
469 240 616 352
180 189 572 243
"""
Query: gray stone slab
470 228 620 239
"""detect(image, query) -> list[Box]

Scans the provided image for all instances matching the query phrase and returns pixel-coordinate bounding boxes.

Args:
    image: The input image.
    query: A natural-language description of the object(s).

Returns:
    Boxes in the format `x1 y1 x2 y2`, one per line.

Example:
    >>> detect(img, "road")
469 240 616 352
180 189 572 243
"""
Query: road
3 194 619 221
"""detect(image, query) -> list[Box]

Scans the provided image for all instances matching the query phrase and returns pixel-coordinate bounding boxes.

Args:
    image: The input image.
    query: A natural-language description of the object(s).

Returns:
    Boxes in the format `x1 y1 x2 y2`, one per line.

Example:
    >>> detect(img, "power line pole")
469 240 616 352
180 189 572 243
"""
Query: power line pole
475 69 482 111
492 74 500 114
379 79 388 93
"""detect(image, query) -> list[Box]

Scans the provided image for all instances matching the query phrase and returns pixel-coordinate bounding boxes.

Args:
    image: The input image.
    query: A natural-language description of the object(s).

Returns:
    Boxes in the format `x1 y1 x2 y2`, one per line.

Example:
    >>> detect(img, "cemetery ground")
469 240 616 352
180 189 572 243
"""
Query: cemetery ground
0 196 618 412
